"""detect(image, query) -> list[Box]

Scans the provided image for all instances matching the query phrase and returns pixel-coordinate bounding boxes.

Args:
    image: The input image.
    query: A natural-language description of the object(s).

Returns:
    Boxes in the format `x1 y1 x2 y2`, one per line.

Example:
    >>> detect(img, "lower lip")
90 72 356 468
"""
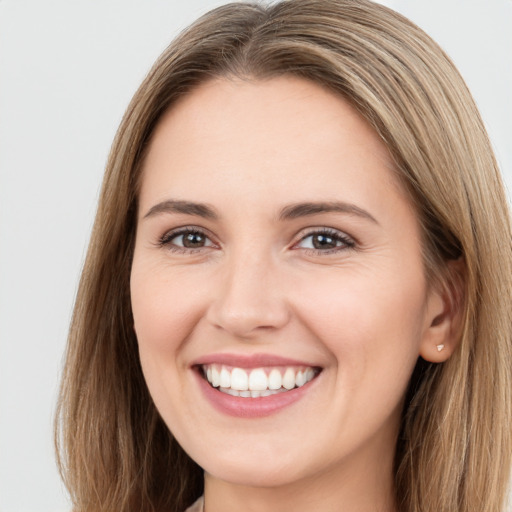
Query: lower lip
194 369 320 418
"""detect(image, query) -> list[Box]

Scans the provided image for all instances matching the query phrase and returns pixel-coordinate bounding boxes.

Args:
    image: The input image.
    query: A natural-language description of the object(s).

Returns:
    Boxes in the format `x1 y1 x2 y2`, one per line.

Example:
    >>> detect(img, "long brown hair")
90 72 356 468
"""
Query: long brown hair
55 1 512 511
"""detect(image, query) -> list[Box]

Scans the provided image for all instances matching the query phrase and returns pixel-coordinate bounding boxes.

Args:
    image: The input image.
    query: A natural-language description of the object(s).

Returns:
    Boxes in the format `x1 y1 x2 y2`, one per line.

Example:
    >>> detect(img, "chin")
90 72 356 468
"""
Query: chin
203 460 304 488
188 440 310 489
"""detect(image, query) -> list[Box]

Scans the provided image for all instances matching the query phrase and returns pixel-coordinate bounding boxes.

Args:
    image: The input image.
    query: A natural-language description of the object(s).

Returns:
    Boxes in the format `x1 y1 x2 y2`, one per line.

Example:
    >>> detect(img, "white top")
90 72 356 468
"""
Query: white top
184 496 204 512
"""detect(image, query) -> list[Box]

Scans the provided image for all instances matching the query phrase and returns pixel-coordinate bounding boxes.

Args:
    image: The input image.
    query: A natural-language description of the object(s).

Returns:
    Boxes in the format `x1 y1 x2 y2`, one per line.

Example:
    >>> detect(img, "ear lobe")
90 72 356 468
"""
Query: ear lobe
419 257 466 363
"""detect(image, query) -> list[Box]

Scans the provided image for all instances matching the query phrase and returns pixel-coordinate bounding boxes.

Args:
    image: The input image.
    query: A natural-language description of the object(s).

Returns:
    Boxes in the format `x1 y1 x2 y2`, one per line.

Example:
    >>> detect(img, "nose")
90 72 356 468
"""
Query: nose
206 251 291 339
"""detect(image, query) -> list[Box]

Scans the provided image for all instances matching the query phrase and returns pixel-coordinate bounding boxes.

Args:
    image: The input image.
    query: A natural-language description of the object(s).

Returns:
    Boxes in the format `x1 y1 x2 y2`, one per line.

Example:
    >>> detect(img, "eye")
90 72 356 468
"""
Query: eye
295 228 355 253
159 227 216 252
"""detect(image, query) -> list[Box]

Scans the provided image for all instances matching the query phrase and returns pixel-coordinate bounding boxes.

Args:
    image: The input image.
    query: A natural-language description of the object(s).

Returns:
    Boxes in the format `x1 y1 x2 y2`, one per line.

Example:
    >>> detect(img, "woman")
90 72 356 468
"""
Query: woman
55 1 512 511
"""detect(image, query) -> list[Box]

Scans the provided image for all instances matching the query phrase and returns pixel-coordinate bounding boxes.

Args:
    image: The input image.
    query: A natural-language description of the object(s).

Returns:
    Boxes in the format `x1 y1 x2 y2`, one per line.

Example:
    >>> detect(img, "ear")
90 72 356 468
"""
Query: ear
419 257 466 363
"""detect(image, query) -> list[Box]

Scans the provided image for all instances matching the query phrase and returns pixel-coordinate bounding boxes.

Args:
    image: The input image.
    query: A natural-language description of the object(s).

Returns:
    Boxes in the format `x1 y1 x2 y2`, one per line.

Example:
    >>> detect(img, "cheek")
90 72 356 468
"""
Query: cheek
131 262 206 356
130 262 206 416
292 265 427 393
130 263 207 435
295 263 426 337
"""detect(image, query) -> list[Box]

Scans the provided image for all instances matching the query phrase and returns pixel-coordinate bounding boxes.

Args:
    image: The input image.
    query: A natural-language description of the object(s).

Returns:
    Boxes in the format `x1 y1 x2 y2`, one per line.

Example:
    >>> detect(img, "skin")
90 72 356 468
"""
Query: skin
130 76 458 512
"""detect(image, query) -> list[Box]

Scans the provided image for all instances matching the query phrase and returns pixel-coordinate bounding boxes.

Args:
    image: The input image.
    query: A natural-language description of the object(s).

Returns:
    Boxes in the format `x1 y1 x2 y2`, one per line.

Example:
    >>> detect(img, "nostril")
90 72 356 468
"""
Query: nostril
206 306 290 338
204 262 291 337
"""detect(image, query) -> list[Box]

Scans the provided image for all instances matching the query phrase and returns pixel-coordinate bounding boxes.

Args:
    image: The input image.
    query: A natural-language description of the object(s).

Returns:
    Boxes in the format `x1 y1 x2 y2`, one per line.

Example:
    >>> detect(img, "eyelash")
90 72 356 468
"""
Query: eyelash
295 228 355 255
157 226 356 255
158 226 216 254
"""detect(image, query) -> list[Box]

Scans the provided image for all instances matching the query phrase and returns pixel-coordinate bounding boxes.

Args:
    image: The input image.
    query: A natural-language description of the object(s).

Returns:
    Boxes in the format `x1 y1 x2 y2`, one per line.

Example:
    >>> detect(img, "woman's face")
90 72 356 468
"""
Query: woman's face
131 76 448 489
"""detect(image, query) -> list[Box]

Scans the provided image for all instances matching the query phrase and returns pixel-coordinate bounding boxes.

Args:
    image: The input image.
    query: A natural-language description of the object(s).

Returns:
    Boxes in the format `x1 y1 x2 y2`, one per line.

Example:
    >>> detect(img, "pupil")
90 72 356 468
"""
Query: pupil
183 232 204 248
313 234 336 249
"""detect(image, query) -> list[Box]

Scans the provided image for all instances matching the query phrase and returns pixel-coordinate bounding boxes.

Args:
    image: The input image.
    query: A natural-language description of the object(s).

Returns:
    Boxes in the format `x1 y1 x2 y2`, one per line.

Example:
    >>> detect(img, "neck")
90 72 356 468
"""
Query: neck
203 441 397 512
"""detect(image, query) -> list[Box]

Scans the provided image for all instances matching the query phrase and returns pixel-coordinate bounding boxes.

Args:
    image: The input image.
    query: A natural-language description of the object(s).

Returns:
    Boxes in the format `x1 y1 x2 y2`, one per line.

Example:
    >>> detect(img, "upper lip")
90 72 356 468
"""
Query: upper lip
192 352 321 369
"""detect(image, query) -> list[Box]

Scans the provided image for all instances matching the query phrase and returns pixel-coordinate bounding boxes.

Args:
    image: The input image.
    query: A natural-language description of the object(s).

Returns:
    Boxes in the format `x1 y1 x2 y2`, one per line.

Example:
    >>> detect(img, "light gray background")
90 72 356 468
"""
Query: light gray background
0 1 510 511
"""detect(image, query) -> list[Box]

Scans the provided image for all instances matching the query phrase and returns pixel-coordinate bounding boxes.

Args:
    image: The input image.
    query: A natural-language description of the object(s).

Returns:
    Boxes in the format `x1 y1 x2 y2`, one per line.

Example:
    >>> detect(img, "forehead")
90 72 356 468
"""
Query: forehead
139 75 407 216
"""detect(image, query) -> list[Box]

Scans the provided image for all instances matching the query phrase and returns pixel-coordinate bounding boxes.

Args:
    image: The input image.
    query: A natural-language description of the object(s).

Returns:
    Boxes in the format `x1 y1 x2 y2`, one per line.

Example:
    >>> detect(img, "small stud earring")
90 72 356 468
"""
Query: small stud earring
436 344 445 352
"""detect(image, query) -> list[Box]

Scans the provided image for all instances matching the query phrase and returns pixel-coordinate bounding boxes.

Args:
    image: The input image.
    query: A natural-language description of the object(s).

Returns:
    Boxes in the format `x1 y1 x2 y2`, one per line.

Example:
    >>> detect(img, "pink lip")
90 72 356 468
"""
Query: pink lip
192 352 319 369
191 354 322 418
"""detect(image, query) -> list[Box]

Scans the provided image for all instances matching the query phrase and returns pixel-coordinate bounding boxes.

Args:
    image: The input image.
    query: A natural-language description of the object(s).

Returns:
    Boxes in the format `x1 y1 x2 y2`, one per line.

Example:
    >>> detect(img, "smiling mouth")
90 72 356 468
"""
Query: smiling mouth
199 364 321 398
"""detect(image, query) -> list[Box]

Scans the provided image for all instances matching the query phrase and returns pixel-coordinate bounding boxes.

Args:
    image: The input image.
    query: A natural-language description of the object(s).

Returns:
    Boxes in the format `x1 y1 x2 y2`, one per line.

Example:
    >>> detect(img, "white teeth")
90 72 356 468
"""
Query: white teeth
218 387 289 397
230 368 249 391
268 369 282 390
203 364 318 397
211 366 220 387
248 368 268 391
282 368 296 390
220 387 239 397
219 367 231 388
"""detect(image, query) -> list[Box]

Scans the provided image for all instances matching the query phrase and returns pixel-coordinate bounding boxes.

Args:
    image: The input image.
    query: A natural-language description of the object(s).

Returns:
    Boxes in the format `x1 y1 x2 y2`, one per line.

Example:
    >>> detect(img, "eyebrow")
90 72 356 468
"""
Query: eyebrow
143 199 218 220
143 199 378 225
278 201 379 224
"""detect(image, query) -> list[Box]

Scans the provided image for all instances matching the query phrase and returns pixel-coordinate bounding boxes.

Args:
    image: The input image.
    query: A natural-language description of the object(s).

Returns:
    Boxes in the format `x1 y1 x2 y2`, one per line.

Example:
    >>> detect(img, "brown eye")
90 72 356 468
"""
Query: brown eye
182 232 207 248
311 233 338 250
296 229 355 253
160 229 215 251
